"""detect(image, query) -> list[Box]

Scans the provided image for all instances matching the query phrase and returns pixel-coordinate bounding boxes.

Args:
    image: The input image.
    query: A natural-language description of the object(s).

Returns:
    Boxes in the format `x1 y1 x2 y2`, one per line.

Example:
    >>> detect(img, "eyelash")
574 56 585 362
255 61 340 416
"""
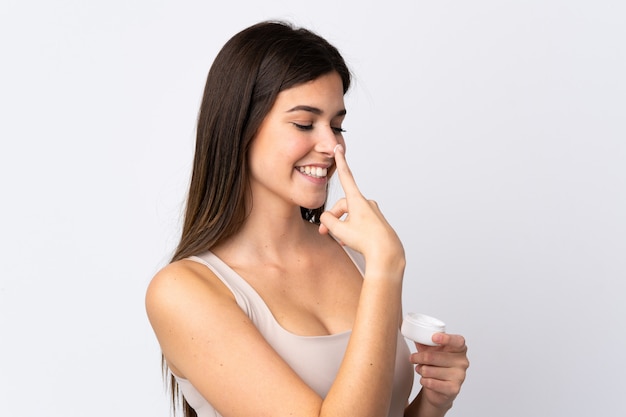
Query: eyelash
293 123 346 134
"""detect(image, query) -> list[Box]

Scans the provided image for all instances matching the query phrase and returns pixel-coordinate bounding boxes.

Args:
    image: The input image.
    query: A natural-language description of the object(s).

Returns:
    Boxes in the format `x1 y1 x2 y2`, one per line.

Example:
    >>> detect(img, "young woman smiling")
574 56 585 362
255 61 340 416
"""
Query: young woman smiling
146 21 469 417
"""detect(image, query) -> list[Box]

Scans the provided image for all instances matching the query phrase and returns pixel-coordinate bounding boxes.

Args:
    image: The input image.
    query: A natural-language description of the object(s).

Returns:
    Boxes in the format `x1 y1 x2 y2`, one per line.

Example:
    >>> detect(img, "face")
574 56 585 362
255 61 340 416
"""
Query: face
247 71 346 214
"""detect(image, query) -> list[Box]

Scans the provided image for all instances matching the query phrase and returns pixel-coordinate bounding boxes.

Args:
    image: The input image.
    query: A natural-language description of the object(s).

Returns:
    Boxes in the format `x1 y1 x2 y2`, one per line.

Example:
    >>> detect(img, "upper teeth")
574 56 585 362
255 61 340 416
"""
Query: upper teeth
298 166 328 178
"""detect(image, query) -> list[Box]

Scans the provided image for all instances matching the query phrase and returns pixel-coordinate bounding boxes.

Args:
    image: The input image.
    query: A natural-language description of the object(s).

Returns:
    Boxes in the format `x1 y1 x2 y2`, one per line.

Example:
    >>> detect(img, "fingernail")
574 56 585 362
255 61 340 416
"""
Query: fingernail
333 144 343 155
432 333 444 344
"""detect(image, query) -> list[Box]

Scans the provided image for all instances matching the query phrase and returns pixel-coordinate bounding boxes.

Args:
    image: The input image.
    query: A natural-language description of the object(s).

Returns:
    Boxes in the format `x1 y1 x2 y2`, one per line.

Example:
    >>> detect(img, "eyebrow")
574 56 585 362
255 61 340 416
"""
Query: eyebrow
286 105 347 117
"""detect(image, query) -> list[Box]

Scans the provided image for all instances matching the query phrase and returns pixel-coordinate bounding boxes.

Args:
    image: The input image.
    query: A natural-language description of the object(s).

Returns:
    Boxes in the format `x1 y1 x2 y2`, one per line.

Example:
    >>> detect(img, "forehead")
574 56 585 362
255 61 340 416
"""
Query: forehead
272 72 345 113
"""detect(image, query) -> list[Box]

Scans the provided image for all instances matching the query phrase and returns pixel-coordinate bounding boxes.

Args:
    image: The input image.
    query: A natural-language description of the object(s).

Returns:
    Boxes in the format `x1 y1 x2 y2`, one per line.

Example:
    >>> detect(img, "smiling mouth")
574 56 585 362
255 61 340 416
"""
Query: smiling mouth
297 166 328 179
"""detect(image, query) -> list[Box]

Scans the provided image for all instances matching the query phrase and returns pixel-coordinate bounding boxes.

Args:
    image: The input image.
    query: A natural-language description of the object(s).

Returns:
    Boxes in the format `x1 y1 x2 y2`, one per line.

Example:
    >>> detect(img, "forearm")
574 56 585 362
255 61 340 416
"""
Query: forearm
322 272 404 417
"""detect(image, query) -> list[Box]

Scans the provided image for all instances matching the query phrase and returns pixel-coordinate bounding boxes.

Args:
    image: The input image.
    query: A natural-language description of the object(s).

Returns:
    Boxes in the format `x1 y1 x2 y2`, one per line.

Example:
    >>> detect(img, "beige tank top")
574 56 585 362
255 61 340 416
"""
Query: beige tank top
175 247 414 417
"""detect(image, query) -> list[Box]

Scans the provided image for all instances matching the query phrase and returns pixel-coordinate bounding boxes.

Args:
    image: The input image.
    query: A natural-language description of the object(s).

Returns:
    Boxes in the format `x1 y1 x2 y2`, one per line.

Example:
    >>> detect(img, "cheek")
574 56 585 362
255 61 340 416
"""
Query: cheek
281 136 314 162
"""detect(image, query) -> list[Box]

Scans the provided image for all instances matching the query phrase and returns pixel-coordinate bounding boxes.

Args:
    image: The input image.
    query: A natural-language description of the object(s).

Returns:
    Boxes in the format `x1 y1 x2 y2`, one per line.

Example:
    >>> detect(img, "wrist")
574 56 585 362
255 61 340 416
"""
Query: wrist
365 254 405 281
406 391 453 417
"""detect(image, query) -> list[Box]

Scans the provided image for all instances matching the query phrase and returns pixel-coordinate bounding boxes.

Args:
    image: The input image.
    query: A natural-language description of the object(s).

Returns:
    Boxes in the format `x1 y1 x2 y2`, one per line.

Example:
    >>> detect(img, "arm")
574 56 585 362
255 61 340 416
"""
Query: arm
319 143 406 416
404 333 470 417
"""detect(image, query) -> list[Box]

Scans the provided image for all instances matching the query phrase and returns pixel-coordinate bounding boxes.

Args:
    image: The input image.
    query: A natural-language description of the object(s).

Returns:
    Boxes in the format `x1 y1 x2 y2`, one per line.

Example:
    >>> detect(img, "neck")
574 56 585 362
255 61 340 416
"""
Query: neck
216 203 321 263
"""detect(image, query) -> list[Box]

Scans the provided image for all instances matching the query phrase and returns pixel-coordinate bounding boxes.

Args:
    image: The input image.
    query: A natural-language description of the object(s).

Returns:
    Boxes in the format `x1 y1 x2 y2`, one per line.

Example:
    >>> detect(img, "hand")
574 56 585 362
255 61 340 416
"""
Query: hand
411 333 469 410
319 145 405 267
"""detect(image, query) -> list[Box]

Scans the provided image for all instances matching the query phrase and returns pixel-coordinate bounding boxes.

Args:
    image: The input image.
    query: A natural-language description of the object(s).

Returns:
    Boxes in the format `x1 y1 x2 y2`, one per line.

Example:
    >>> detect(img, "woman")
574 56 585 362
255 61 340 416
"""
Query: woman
146 21 469 417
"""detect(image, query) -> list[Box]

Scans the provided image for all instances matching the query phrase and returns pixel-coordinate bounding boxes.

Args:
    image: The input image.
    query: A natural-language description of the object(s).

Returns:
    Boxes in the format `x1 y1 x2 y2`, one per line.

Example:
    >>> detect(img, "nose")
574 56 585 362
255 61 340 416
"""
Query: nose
315 125 342 156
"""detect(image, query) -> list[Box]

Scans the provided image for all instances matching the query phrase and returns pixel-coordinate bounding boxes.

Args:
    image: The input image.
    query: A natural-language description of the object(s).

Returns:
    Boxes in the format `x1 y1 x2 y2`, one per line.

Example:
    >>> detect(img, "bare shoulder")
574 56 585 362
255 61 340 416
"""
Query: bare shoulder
149 257 232 297
144 258 240 375
146 258 233 312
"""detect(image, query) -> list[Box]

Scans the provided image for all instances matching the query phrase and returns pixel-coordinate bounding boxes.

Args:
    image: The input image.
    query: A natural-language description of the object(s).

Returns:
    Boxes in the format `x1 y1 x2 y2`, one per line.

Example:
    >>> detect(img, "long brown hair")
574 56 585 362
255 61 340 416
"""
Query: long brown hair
164 21 351 416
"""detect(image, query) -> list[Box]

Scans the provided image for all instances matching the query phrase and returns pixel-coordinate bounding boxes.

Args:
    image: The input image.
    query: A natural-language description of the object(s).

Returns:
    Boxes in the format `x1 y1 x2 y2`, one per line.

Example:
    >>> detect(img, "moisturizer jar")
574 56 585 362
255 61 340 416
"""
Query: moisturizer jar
401 313 446 346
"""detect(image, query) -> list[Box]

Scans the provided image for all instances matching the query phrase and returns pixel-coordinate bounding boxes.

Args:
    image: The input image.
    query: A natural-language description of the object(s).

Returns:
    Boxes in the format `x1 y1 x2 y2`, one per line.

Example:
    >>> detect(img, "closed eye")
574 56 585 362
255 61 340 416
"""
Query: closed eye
293 123 346 134
293 123 313 131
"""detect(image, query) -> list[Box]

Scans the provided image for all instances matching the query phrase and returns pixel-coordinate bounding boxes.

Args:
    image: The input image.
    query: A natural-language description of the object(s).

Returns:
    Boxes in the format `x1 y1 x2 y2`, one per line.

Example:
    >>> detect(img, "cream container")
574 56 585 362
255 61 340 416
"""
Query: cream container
401 313 446 346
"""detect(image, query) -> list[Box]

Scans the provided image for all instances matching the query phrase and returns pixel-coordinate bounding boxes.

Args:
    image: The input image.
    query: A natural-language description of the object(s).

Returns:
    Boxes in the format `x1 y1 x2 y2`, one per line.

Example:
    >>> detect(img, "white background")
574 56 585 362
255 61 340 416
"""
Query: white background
1 1 624 416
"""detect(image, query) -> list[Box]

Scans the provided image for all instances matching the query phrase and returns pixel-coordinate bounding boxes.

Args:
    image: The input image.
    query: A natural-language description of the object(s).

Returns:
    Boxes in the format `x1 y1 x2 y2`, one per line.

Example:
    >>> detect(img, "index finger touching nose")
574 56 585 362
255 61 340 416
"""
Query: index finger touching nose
333 144 361 197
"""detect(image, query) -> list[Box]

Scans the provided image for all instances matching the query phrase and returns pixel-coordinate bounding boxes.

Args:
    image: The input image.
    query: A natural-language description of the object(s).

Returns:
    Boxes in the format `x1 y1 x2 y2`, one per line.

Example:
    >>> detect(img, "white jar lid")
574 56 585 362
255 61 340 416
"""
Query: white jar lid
401 313 446 346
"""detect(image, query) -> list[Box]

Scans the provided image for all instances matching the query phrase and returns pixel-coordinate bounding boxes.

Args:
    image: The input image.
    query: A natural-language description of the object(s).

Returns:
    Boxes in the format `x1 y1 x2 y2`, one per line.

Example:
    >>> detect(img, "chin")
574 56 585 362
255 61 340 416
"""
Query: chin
299 199 326 211
293 190 328 212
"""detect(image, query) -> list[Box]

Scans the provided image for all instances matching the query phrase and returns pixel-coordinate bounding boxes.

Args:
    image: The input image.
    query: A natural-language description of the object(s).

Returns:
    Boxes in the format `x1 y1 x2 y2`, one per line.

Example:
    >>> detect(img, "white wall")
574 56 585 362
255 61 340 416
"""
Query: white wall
1 1 624 416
